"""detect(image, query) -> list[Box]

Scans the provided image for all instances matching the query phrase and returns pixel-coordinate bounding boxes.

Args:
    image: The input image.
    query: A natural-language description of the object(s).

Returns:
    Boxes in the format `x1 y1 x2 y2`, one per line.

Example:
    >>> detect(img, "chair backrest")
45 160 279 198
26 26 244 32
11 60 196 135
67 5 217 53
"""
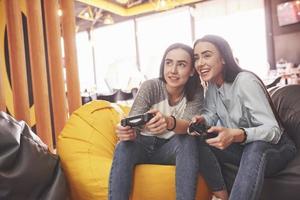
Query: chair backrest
97 90 119 102
97 88 137 103
0 112 68 199
271 84 300 148
115 90 133 101
266 76 282 89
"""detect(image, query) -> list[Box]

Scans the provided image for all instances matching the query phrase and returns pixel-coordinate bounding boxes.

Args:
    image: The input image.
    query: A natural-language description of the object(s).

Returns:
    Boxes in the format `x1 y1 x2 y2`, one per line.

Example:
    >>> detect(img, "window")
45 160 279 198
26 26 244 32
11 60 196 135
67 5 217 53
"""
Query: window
194 0 269 78
136 7 192 79
93 20 142 93
76 0 269 93
76 31 95 92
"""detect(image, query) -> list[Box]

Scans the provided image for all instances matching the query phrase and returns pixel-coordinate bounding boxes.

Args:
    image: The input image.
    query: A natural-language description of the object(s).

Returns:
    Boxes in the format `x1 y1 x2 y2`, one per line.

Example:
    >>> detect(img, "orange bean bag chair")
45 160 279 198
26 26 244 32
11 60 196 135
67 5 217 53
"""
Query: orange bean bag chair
57 100 211 200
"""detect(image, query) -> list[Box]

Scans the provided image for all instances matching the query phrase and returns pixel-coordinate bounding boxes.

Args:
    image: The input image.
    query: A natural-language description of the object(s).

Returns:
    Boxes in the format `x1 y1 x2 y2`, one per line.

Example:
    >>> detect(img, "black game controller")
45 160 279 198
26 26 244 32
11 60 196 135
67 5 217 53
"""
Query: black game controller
121 113 155 127
188 122 218 138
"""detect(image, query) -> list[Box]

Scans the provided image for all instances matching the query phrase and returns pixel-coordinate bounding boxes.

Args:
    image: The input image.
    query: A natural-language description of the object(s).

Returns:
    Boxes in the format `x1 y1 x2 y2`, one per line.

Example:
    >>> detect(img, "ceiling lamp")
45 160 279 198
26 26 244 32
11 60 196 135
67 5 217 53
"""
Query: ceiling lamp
153 0 177 11
116 0 130 4
57 9 63 17
78 6 95 21
158 0 167 8
103 14 114 25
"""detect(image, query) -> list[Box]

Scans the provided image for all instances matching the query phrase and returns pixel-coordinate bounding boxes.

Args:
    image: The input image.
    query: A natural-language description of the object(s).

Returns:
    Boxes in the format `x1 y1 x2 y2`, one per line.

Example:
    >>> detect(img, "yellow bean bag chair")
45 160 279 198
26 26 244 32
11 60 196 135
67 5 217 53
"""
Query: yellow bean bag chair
57 100 211 200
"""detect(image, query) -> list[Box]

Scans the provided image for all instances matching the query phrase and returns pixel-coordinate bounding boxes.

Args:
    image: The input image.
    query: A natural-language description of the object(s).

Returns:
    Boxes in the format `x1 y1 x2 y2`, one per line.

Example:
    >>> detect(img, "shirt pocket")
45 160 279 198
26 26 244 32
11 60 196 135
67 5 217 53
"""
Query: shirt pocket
238 116 250 128
238 106 251 128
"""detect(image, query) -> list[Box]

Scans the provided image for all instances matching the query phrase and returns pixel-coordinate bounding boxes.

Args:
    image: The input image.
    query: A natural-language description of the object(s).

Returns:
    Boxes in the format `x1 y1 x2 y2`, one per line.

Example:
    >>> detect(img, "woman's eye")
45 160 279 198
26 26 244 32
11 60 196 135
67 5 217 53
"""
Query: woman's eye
204 54 211 58
178 63 186 67
165 60 172 66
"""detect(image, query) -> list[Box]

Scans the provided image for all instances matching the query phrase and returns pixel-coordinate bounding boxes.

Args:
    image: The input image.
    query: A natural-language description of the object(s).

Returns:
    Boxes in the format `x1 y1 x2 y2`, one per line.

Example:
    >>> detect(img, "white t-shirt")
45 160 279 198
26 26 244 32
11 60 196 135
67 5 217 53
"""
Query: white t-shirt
129 78 204 139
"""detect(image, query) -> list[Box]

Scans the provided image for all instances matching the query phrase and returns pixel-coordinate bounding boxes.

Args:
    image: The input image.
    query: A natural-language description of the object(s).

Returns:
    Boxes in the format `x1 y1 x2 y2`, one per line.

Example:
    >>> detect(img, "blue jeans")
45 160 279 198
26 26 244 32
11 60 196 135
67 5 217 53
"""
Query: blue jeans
197 137 227 192
109 134 199 200
209 133 296 200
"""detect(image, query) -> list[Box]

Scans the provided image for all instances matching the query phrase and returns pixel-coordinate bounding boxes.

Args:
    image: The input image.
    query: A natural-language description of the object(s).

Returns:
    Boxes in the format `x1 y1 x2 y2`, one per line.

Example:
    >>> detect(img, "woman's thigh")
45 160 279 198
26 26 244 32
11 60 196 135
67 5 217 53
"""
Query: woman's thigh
113 139 149 165
242 134 296 176
211 143 244 166
211 134 296 174
149 135 197 165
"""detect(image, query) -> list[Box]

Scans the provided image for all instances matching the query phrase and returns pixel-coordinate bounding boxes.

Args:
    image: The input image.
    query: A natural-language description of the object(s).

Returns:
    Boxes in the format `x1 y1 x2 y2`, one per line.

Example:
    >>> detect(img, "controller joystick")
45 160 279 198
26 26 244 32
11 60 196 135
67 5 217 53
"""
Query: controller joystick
121 113 155 127
188 122 218 138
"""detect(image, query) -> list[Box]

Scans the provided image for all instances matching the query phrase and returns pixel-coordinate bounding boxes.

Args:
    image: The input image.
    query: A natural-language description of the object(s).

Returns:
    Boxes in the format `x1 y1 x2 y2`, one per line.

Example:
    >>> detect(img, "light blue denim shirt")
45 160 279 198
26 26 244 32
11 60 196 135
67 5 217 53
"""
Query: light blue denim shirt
202 71 282 144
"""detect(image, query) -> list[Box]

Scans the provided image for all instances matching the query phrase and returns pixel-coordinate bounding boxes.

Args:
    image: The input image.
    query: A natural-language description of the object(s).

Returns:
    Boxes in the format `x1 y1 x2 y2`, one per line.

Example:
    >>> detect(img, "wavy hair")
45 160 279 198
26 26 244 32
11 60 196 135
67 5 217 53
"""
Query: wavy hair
194 35 283 128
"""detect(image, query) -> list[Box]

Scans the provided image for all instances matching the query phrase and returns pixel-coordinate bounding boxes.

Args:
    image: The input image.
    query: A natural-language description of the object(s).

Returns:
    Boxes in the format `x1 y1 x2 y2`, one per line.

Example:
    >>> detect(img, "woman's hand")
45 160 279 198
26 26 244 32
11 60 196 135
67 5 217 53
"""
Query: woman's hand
191 115 206 124
206 127 245 150
116 124 136 141
144 109 168 134
188 115 206 136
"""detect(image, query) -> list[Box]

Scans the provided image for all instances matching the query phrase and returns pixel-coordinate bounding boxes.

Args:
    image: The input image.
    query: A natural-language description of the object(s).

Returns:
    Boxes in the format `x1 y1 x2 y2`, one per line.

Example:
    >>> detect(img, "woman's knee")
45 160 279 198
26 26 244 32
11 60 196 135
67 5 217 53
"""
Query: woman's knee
114 141 140 158
181 135 199 151
243 141 271 156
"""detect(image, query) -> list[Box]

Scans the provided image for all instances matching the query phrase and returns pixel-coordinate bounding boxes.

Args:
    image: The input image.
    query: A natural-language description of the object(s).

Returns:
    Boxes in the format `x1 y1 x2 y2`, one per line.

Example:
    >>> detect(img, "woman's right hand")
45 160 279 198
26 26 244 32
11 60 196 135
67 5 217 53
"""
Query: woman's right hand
188 115 206 136
116 124 136 141
191 115 206 124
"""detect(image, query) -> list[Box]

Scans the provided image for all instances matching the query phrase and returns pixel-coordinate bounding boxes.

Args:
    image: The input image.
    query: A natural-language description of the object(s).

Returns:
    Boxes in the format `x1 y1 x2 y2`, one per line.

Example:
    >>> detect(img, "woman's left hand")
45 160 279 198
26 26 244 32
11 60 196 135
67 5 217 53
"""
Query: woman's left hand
145 109 168 134
205 126 242 150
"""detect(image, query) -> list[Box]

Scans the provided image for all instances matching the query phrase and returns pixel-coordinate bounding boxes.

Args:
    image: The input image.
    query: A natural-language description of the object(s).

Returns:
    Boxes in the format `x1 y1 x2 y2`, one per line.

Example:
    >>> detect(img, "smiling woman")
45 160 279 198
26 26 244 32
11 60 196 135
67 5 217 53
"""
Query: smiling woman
194 41 226 86
191 34 296 200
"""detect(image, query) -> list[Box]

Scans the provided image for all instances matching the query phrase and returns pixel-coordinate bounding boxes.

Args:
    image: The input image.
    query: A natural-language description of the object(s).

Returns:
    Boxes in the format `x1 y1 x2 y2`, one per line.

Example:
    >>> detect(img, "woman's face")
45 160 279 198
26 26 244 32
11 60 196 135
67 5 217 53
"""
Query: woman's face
163 48 194 90
194 41 224 86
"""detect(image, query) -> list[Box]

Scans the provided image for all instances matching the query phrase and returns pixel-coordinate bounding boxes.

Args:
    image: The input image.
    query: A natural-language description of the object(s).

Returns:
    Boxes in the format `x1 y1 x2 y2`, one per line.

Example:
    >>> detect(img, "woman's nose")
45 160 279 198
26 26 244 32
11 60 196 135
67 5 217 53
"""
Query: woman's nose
170 64 177 73
195 60 203 72
196 58 204 68
196 58 202 66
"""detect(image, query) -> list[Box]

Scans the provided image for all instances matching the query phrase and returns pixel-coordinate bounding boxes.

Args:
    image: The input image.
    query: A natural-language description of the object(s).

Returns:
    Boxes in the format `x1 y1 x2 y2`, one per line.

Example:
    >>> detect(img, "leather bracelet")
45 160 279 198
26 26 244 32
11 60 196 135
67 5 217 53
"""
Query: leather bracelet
239 128 247 143
167 115 176 131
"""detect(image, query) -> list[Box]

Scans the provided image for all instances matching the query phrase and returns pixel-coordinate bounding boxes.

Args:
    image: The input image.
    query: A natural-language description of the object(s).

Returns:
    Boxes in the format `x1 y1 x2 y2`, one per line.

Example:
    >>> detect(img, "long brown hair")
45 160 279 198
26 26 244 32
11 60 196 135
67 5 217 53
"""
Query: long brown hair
194 35 283 129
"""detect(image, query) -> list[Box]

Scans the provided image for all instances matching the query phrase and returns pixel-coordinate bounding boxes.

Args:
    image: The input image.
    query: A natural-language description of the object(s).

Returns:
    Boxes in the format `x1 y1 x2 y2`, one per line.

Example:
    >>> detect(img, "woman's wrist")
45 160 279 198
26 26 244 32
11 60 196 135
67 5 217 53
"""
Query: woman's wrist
233 128 247 143
166 115 176 131
239 128 247 143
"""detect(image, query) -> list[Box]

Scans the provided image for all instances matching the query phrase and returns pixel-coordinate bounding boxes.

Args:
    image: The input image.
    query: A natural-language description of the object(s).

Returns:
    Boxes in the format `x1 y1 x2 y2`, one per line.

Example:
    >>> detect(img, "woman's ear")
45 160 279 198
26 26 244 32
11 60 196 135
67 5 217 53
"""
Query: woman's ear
190 68 195 77
221 59 225 64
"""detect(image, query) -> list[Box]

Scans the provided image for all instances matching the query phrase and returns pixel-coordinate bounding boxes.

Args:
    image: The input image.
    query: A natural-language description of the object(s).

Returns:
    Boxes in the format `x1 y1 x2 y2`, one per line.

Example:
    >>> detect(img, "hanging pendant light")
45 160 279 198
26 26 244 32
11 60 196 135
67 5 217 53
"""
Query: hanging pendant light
116 0 129 4
103 14 114 25
154 0 177 11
